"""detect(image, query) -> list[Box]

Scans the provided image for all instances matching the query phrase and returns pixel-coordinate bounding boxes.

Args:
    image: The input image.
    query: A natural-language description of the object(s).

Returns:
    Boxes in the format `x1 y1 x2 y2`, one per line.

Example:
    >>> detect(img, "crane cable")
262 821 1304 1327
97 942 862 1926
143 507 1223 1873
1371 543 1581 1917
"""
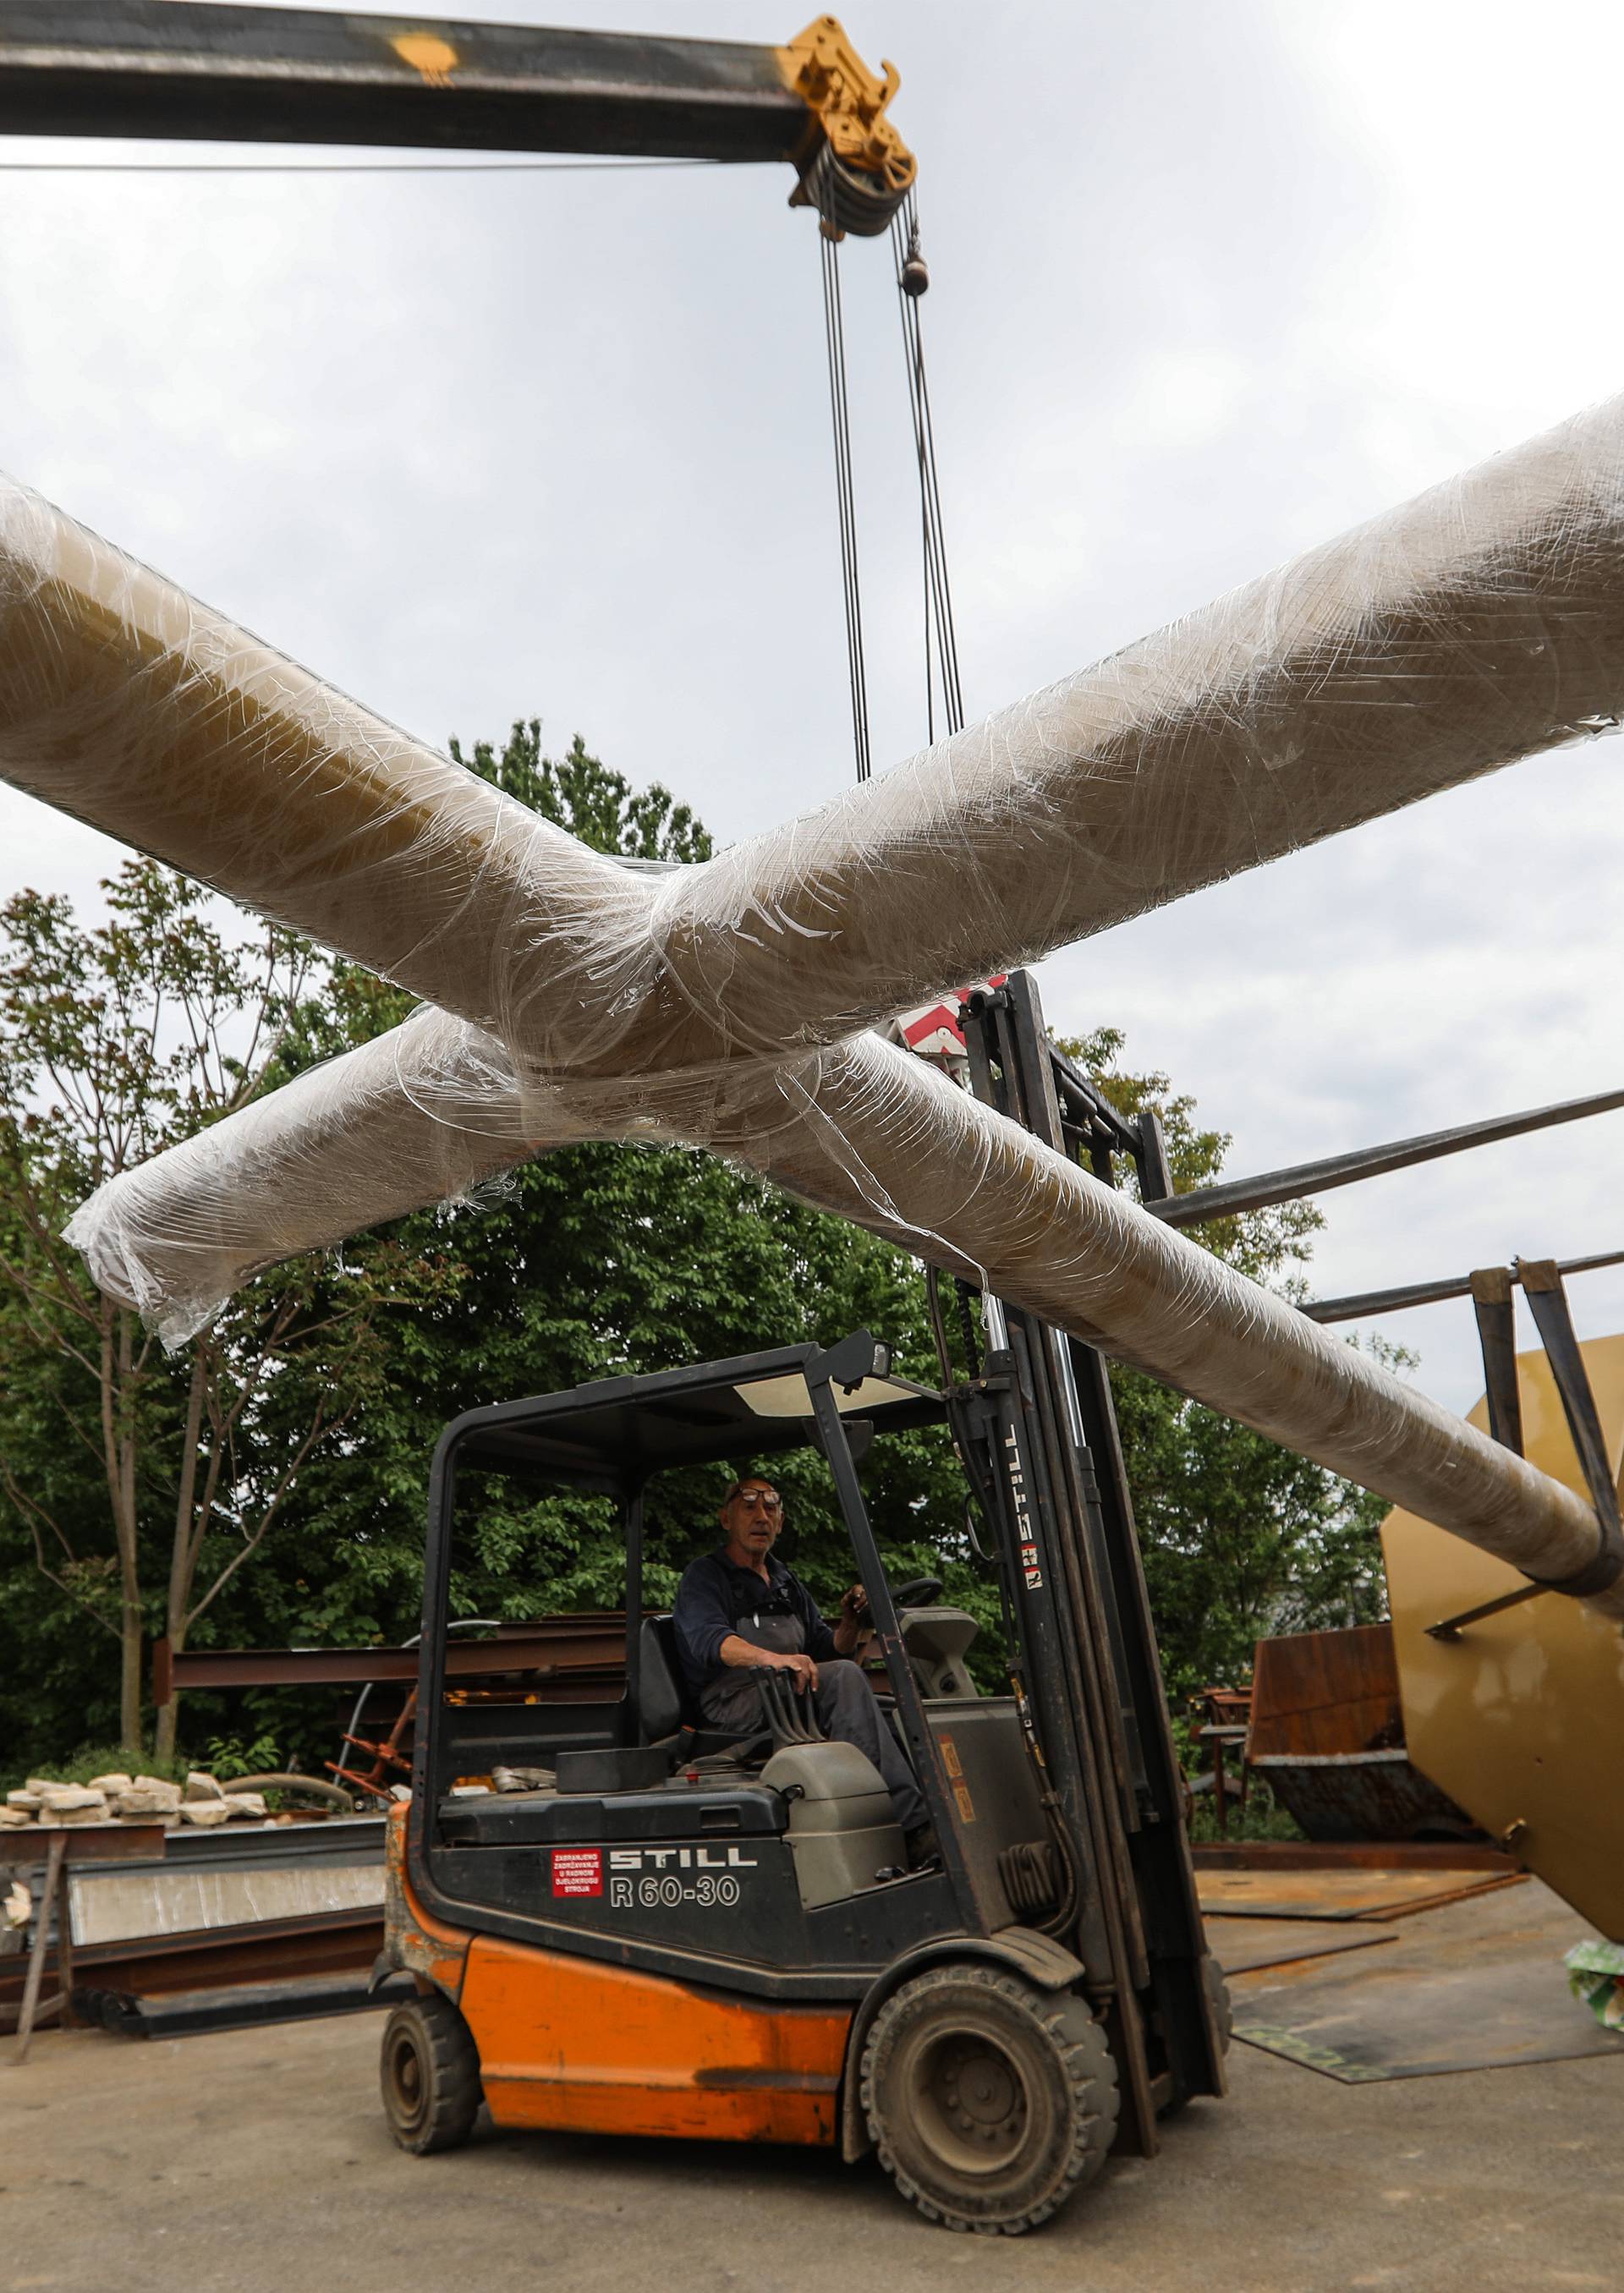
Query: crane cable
818 222 873 782
817 190 963 782
891 190 965 743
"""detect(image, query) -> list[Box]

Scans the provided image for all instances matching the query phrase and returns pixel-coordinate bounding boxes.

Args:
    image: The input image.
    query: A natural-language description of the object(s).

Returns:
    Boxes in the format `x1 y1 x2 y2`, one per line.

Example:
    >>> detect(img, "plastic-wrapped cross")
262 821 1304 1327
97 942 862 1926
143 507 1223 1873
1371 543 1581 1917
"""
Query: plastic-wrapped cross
3 397 1623 1611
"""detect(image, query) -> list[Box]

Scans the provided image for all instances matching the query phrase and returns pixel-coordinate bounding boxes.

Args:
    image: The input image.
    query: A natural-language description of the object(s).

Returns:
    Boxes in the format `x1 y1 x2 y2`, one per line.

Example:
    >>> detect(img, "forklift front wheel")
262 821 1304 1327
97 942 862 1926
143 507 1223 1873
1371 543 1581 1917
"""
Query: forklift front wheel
380 1993 483 2155
859 1964 1118 2235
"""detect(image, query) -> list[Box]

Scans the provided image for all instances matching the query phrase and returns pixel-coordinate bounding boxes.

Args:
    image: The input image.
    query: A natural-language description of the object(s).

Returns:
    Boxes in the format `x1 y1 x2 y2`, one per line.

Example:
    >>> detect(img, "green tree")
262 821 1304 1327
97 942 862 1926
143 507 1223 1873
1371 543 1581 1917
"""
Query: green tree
1062 1028 1398 1698
0 864 436 1761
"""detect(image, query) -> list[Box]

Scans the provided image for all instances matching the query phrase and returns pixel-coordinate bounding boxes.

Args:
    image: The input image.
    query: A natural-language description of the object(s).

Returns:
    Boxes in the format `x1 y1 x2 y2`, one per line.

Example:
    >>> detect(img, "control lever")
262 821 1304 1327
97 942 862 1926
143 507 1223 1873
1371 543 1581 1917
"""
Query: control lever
755 1668 830 1749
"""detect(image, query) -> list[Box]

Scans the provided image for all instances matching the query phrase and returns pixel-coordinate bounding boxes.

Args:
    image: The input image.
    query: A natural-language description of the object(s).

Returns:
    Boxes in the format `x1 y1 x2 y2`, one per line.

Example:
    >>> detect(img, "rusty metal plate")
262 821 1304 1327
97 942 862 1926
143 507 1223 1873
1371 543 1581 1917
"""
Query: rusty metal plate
1193 1841 1516 1872
1382 1332 1624 1940
1246 1622 1400 1758
1196 1867 1526 1923
0 1823 167 1869
1204 1915 1399 1975
1232 1896 1624 2081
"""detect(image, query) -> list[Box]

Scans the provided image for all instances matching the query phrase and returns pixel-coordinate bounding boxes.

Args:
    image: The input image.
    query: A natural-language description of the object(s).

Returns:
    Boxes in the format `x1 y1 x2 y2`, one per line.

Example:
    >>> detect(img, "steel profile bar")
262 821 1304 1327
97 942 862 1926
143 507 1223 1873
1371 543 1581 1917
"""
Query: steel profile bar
1424 1582 1548 1641
1145 1082 1624 1230
1470 1266 1523 1456
155 1626 626 1697
1303 1245 1624 1325
1425 1260 1624 1633
0 3 809 161
1517 1260 1624 1577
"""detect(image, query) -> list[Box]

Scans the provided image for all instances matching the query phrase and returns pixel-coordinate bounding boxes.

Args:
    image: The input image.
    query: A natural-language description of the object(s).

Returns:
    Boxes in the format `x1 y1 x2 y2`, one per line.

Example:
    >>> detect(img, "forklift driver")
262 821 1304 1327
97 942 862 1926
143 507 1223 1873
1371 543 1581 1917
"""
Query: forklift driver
673 1475 939 1865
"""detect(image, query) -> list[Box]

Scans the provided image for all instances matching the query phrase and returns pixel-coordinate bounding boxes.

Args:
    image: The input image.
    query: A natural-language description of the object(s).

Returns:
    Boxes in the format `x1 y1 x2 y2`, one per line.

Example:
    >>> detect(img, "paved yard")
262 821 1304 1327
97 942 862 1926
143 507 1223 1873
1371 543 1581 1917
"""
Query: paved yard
3 1890 1621 2293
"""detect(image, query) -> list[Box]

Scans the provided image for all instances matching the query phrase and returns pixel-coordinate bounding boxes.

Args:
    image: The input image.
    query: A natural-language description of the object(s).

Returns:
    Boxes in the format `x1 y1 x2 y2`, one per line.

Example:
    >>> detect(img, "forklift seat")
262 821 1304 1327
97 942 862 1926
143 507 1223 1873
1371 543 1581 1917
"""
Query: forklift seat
638 1614 760 1761
638 1614 688 1742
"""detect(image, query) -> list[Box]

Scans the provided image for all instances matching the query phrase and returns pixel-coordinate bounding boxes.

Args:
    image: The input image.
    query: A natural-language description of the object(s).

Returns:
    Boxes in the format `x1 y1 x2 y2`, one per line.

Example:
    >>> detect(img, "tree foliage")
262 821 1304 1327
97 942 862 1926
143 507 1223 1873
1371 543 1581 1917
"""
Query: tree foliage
0 866 437 1760
0 722 1400 1776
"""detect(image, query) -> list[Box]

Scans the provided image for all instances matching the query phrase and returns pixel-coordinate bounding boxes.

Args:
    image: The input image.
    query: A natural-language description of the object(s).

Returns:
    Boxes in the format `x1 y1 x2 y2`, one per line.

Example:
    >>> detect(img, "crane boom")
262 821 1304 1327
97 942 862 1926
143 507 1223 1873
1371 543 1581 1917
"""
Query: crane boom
0 2 914 231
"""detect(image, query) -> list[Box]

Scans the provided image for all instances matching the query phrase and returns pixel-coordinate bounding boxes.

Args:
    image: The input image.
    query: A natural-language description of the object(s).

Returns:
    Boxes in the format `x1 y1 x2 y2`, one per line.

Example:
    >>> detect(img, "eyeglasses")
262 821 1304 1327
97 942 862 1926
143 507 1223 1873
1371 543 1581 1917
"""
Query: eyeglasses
728 1487 782 1513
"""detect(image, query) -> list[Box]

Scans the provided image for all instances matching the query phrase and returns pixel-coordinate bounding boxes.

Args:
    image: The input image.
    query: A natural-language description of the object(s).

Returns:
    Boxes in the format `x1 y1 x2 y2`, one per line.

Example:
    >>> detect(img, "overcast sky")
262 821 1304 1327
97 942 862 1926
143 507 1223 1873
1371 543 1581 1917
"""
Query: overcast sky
3 0 1622 1413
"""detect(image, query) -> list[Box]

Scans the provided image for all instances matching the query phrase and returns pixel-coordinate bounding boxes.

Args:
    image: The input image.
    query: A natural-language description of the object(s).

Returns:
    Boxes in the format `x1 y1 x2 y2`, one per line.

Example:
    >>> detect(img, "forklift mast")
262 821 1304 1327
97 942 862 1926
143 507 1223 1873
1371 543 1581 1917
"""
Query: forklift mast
953 969 1226 2151
0 3 915 235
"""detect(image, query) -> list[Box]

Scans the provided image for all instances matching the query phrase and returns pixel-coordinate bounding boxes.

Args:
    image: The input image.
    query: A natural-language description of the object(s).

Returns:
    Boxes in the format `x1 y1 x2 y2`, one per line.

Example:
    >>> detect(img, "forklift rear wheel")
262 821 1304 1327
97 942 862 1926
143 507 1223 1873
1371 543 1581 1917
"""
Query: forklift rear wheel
859 1963 1118 2235
380 1993 483 2155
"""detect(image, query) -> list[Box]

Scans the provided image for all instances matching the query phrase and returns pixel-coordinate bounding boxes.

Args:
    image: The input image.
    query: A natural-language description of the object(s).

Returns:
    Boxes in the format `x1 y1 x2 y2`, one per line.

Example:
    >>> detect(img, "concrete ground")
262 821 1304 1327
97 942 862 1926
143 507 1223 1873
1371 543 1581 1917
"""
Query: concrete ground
3 1889 1621 2293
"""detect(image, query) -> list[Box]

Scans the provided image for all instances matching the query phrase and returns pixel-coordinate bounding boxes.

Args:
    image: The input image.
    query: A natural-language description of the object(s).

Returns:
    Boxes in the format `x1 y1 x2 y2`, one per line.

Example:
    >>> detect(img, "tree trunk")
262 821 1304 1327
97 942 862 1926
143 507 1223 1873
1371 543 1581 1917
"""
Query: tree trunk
151 1623 184 1767
100 1299 144 1754
152 1352 206 1767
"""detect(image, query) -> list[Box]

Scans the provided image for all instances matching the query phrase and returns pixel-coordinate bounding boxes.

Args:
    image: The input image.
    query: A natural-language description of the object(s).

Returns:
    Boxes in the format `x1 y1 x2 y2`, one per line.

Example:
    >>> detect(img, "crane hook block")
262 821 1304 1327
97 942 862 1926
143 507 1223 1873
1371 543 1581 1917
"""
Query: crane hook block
780 15 917 239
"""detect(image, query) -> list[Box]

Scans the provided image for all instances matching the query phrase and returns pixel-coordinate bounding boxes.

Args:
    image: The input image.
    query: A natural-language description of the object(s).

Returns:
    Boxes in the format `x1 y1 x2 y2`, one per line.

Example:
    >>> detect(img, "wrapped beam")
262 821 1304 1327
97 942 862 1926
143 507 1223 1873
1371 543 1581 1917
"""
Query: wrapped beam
64 1019 1619 1616
8 392 1624 1083
651 392 1624 1064
0 475 648 1052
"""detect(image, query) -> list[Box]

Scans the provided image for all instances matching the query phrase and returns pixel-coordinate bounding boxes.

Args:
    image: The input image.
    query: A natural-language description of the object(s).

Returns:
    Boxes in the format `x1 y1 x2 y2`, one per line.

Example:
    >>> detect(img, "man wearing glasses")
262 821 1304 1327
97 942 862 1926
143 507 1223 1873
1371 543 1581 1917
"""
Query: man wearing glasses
673 1474 935 1862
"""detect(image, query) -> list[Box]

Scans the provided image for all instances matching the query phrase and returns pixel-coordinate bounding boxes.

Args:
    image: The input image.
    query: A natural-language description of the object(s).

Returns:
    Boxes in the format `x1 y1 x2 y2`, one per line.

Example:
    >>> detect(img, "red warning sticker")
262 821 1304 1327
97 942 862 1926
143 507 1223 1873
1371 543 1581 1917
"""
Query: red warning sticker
551 1848 603 1898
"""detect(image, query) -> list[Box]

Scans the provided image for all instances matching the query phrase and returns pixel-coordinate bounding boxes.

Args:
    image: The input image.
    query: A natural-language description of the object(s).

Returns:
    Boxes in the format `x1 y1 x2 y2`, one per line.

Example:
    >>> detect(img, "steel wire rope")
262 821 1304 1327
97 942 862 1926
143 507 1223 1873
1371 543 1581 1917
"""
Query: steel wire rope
818 222 873 782
891 191 964 742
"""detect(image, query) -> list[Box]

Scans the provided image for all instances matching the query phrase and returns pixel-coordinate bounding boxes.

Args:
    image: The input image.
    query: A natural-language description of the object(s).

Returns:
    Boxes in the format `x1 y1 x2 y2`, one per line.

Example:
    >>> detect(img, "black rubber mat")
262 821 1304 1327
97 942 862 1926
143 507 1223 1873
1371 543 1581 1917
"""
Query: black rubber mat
1233 1910 1624 2081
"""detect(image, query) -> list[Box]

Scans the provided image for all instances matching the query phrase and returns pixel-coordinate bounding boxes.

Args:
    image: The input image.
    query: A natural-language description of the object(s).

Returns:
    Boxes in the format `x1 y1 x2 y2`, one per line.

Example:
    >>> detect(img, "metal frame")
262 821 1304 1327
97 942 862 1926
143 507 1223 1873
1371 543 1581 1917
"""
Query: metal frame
1425 1259 1624 1638
1112 1027 1624 1636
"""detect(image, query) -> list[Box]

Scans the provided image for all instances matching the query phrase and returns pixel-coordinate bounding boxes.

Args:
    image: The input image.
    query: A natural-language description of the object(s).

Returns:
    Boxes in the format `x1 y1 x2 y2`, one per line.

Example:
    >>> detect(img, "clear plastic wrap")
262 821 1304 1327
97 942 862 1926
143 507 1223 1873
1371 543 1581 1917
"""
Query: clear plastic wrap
61 1019 1616 1612
7 394 1624 1088
11 396 1624 1605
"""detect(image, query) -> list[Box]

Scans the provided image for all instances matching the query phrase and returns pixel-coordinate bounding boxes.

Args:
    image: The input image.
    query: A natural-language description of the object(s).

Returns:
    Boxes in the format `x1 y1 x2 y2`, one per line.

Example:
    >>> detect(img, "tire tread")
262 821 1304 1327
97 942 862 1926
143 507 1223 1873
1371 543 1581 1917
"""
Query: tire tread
859 1961 1118 2235
381 1992 483 2156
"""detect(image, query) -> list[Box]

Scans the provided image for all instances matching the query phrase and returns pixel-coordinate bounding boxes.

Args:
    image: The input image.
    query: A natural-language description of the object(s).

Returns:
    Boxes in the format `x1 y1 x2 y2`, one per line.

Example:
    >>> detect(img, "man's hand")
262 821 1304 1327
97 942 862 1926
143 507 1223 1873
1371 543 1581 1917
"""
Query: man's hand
760 1649 820 1692
832 1581 870 1656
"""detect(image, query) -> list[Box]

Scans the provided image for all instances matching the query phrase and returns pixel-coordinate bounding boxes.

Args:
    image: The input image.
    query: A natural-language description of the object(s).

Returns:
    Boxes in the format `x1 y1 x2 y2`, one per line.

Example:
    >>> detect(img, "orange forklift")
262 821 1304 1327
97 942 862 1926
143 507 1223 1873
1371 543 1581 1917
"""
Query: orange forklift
376 978 1229 2235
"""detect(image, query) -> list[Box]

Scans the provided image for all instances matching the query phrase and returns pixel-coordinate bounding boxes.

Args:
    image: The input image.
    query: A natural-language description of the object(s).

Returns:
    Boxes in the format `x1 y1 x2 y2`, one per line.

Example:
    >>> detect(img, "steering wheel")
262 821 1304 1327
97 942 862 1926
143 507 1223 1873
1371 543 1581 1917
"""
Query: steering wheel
889 1574 944 1610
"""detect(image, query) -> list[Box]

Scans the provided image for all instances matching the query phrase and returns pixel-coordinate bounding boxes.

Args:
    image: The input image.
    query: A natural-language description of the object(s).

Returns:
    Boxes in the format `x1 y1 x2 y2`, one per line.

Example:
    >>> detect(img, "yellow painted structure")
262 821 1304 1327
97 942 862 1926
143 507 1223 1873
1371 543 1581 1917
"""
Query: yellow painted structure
1382 1333 1624 1939
777 17 915 203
